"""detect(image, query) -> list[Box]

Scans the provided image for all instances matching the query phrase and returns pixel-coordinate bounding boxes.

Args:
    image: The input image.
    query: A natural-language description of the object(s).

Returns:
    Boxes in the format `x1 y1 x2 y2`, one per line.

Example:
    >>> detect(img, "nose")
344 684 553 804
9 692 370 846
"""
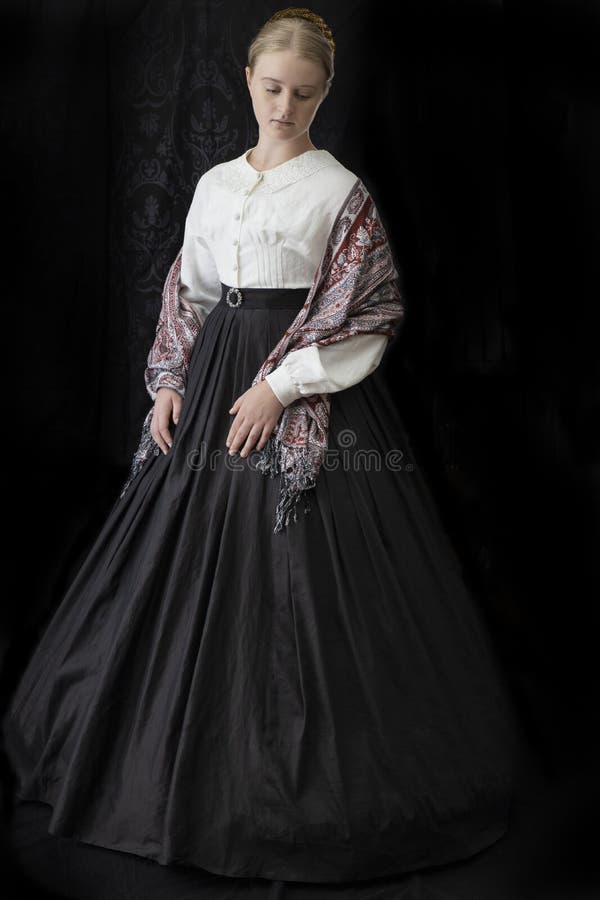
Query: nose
277 92 294 119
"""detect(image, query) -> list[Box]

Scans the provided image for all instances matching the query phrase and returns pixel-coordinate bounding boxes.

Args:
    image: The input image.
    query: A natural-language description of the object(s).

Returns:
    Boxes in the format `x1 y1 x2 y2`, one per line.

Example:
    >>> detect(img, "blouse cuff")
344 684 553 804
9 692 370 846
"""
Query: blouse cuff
264 365 304 407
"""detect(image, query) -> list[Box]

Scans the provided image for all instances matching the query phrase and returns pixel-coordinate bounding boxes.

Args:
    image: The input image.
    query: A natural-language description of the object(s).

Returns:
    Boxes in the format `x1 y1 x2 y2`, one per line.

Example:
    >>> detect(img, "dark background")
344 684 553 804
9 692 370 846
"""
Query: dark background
1 1 599 897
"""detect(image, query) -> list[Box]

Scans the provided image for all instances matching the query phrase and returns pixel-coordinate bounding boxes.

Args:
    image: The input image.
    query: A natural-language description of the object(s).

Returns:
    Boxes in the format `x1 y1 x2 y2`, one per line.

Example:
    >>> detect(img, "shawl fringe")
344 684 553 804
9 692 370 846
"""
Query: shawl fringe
253 430 319 532
119 408 160 498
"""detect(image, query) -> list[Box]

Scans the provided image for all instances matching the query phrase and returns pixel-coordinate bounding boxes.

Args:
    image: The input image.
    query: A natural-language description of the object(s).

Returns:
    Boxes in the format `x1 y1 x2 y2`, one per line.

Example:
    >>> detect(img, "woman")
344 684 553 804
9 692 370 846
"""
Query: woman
2 7 517 884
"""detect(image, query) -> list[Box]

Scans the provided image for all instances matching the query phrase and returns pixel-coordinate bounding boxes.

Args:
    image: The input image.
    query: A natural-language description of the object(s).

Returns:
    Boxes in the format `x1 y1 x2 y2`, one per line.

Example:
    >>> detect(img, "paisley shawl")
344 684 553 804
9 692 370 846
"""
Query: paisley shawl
120 178 405 532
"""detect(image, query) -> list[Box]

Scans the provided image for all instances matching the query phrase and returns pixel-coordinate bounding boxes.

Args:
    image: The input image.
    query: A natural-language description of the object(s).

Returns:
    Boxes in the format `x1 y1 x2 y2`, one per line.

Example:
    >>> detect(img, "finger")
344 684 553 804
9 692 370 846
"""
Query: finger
151 423 169 455
159 425 173 450
150 413 167 454
238 426 262 458
156 432 170 454
226 412 246 448
228 421 251 454
172 395 183 425
255 424 272 452
155 404 175 450
155 406 173 451
225 420 239 447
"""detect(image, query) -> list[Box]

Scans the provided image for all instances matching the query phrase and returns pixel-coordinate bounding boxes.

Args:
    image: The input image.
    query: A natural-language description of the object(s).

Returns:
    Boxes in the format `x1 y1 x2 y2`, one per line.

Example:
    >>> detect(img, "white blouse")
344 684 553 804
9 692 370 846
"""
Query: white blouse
179 147 390 407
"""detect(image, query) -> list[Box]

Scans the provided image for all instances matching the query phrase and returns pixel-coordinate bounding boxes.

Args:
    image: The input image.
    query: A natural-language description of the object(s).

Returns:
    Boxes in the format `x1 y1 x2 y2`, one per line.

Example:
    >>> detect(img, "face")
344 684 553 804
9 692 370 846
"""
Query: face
245 49 328 143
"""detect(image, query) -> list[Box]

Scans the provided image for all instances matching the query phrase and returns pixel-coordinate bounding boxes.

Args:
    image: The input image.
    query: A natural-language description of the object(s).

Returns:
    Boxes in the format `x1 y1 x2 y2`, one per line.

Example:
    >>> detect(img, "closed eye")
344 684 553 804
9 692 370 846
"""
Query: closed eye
266 89 311 100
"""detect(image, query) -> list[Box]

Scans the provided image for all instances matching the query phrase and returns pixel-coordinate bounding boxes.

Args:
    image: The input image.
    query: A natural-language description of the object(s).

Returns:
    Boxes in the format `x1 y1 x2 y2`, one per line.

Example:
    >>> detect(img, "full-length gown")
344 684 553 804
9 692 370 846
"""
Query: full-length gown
2 278 517 883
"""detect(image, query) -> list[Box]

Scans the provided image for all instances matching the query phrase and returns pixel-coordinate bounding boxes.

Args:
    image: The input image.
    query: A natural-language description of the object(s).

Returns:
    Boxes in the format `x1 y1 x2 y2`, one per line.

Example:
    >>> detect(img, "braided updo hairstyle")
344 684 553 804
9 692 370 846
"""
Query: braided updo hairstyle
247 7 335 98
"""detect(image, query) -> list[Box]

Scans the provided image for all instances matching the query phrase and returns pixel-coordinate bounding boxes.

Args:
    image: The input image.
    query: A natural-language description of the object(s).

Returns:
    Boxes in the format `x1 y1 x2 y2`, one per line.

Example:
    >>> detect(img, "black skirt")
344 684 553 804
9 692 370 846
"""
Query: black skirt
2 283 518 883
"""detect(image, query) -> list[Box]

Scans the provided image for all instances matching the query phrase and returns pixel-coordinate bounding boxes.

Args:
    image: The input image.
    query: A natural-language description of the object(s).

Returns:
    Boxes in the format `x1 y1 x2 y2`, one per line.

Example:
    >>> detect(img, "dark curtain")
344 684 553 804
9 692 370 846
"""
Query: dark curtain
1 1 598 897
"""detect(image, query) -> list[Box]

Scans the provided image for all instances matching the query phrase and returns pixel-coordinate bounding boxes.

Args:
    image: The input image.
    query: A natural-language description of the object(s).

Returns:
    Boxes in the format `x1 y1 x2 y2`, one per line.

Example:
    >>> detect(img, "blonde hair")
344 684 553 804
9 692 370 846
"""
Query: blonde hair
247 9 335 98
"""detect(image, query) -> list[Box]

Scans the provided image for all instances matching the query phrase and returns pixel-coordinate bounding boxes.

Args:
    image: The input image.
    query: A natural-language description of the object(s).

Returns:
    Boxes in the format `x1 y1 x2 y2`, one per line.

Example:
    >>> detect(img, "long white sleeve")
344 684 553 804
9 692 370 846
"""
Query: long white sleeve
264 332 389 407
179 177 222 324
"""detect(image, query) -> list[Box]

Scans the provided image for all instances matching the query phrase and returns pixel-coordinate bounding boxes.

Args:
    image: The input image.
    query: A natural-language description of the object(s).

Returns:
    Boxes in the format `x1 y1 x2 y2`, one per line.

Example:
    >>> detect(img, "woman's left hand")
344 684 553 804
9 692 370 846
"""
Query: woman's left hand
226 381 284 458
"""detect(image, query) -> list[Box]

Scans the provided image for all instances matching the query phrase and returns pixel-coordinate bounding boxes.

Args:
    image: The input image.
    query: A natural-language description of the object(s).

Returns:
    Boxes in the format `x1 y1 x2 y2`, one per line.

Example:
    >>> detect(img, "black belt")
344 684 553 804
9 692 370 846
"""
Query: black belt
219 282 310 309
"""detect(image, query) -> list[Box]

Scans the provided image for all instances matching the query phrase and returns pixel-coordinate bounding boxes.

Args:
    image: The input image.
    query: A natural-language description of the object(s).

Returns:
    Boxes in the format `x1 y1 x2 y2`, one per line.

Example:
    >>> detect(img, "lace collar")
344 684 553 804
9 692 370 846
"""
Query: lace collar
211 147 338 195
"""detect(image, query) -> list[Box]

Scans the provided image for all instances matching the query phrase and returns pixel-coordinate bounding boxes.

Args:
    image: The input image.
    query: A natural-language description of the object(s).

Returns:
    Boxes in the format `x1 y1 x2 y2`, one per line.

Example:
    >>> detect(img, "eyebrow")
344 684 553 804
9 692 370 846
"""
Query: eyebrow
260 77 316 88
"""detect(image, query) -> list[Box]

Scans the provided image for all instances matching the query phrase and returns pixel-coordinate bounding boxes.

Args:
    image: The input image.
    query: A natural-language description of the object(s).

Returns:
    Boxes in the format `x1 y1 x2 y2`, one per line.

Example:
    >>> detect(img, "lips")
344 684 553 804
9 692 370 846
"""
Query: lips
274 120 293 125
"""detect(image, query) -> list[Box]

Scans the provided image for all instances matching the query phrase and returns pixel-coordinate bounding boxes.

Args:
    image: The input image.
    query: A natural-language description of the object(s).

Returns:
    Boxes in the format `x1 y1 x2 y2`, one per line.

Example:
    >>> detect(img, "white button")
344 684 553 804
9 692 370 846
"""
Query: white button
233 264 238 271
232 238 238 245
234 213 240 219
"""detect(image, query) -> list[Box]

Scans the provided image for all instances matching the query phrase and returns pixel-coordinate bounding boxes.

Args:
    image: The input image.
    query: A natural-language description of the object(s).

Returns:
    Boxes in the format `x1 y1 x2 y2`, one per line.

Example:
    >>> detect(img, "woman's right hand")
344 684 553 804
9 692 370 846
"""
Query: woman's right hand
151 387 183 455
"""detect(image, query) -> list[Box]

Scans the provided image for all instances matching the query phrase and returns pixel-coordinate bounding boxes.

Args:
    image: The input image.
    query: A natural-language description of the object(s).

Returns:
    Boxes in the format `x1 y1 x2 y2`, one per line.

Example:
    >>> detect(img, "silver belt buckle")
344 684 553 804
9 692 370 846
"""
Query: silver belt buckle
226 287 243 308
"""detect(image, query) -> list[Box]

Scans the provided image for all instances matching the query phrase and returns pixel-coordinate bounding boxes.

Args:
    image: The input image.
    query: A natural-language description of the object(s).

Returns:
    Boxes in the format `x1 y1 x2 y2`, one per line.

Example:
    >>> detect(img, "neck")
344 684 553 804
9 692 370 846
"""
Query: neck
248 137 318 171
